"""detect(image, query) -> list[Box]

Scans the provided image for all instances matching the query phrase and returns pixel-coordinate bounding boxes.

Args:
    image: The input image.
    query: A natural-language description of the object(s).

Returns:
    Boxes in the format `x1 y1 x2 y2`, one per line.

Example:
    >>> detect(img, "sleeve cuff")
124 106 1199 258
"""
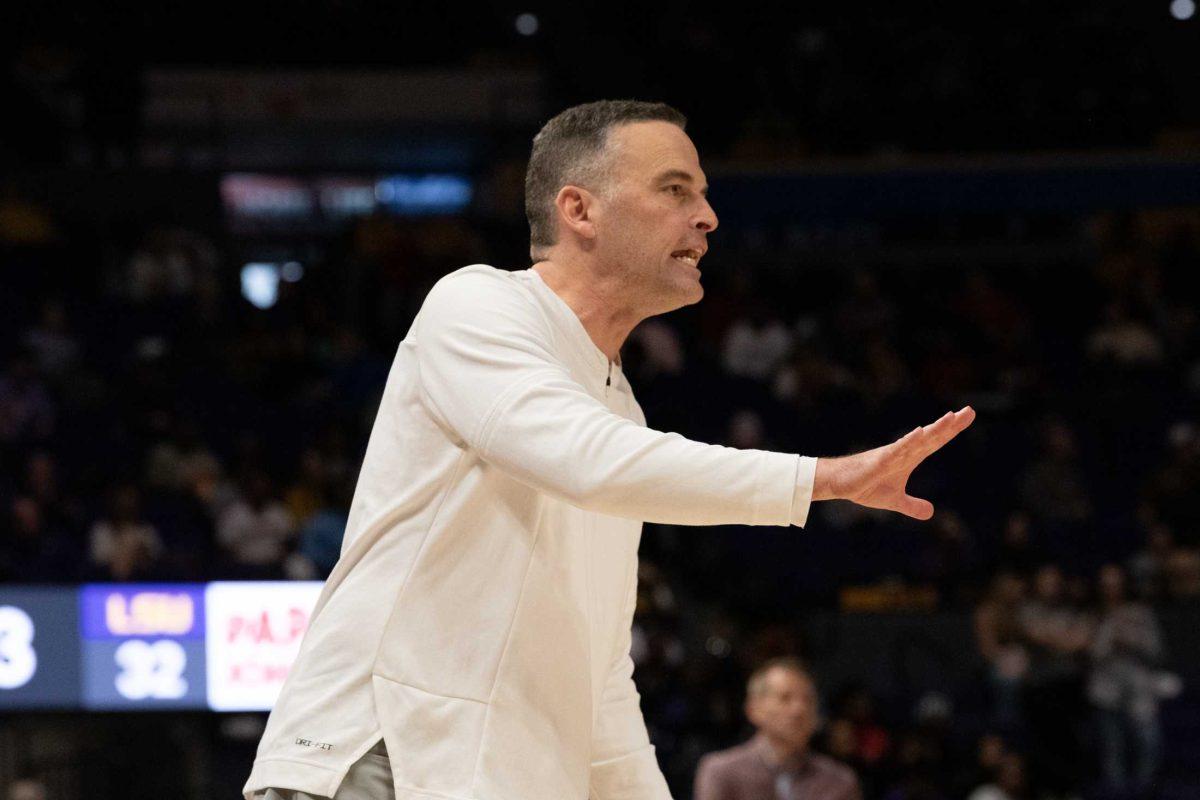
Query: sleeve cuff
790 456 818 528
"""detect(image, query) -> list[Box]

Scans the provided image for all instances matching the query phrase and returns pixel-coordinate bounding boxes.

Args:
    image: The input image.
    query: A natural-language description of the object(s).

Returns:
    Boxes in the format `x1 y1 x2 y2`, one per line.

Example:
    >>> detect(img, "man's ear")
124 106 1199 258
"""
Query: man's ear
554 184 599 244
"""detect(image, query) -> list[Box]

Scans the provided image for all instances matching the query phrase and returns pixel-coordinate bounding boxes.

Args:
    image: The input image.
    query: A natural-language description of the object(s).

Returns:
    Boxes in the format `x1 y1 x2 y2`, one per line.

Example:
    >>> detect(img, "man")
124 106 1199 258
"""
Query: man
243 99 975 800
693 658 861 800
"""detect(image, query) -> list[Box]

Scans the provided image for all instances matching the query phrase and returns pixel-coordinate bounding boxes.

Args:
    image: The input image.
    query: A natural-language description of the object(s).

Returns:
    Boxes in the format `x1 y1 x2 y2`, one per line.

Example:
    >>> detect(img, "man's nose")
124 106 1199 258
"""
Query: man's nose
694 199 718 233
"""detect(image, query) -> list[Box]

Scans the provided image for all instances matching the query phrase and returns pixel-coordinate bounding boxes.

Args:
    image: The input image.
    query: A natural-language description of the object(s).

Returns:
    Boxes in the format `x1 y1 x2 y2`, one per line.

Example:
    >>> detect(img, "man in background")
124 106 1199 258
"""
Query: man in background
694 658 861 800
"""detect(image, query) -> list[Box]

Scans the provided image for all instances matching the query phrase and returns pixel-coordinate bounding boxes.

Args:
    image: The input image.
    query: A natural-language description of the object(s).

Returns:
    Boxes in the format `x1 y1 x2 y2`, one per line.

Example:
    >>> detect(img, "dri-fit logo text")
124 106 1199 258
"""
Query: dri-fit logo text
295 738 333 751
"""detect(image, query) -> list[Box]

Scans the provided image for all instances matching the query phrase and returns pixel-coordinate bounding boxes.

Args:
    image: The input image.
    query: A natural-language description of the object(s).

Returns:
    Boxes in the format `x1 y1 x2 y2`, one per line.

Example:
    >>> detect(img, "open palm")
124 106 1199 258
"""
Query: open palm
826 407 976 520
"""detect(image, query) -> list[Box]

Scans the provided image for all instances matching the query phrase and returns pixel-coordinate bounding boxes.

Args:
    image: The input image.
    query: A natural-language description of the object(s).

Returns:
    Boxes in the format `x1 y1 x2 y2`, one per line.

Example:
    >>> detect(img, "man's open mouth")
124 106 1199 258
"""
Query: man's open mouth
671 249 702 267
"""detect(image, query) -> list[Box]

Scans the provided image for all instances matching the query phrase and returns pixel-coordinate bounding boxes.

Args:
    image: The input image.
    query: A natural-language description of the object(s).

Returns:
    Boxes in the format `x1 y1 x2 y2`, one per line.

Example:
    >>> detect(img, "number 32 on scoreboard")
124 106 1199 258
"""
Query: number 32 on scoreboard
113 639 188 700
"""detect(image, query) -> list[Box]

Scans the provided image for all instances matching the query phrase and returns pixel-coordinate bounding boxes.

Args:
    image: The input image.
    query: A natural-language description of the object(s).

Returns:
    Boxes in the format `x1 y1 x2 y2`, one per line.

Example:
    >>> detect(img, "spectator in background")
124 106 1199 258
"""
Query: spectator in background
835 269 897 347
140 421 221 581
1086 300 1164 368
1127 521 1175 602
143 415 216 495
123 226 217 304
0 495 76 582
0 351 55 445
994 512 1043 581
184 450 237 518
831 682 892 794
5 776 49 800
630 560 687 699
1163 547 1200 599
694 657 861 800
284 447 329 528
631 319 687 378
721 298 794 382
917 328 978 406
287 479 352 580
1142 421 1200 545
974 572 1029 735
0 185 56 245
859 337 913 412
1018 563 1094 797
87 483 164 581
950 269 1030 355
1088 563 1174 798
216 470 294 579
914 509 979 605
22 299 79 379
881 692 961 800
823 718 860 771
1017 418 1093 530
725 409 774 451
22 449 82 534
772 340 855 408
952 734 1008 799
966 752 1029 800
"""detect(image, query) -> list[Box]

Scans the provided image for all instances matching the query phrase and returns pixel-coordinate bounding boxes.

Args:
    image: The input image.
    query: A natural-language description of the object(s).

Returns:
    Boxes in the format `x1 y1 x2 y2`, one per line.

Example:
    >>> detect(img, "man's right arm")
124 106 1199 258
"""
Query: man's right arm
416 269 973 526
414 270 813 528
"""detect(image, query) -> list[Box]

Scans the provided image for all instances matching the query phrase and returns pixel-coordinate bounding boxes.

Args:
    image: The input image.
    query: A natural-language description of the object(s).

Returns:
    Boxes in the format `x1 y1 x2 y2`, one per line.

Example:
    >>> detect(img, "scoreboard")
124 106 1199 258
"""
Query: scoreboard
0 587 81 709
0 582 323 711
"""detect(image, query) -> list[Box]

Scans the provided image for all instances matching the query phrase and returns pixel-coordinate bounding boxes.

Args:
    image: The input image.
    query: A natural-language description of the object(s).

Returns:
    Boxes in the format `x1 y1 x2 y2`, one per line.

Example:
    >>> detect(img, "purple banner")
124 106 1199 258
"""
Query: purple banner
80 584 205 641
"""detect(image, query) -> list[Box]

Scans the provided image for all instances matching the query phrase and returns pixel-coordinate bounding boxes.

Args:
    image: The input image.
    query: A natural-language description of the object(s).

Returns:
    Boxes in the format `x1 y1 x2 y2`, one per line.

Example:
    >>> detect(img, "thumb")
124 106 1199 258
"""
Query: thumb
899 495 935 521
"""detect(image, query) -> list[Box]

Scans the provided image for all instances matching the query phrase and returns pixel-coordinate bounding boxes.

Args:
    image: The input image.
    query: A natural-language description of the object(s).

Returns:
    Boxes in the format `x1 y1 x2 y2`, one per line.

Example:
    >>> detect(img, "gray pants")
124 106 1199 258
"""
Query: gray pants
254 739 393 800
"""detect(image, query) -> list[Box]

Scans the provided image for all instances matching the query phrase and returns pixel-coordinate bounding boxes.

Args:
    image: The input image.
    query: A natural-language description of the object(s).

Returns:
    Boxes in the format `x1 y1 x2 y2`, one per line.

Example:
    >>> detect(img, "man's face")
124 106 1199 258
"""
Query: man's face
746 668 820 751
593 120 718 315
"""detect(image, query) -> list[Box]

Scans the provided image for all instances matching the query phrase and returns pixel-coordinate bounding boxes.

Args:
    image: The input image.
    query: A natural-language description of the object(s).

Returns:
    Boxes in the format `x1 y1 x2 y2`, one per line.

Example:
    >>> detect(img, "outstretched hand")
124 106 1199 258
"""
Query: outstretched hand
812 406 976 520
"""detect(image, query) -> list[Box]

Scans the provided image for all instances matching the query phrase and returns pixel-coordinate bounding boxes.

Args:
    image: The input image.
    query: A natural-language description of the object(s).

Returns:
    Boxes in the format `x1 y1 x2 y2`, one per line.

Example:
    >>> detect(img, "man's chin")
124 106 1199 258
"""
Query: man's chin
681 270 704 299
673 283 703 310
646 278 704 316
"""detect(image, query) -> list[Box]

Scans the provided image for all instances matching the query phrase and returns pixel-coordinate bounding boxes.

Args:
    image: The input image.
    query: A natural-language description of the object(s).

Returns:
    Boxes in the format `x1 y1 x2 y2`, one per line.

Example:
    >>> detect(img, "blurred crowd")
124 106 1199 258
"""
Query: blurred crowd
3 200 1196 595
2 183 1199 800
4 4 1198 169
636 556 1182 800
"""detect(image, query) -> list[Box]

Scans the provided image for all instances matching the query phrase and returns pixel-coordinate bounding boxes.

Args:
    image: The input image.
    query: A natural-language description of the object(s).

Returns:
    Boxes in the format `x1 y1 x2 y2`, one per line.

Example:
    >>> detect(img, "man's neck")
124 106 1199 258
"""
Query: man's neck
531 258 640 363
753 731 810 772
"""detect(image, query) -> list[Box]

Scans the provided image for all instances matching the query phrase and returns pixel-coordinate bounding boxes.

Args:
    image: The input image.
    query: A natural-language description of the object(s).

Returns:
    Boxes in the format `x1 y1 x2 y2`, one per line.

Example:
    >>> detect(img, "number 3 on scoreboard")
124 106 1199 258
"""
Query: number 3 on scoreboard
114 639 188 700
0 606 38 690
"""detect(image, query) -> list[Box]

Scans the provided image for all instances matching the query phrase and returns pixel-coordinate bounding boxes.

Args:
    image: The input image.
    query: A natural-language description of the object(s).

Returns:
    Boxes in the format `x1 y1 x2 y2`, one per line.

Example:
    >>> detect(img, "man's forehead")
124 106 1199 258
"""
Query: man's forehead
767 667 815 693
608 121 704 181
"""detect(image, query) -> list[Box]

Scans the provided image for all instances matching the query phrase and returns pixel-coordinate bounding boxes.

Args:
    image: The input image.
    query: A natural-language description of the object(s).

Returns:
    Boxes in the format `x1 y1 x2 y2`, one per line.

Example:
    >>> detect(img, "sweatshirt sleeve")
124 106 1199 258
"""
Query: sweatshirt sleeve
414 268 812 527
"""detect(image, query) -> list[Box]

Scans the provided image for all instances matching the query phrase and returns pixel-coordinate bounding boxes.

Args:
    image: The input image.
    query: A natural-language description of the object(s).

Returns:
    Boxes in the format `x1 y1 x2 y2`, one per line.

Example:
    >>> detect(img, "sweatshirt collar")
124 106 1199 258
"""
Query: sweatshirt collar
527 268 622 375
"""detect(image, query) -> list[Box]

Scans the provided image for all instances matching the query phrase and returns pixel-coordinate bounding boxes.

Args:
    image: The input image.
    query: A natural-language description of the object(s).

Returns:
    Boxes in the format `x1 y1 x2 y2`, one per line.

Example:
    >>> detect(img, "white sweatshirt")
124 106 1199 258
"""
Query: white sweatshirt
243 265 817 800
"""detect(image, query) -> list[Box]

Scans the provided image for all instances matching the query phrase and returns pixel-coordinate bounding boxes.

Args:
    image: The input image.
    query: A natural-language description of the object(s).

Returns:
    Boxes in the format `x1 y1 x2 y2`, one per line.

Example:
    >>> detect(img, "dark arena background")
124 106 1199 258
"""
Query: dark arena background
2 2 1200 799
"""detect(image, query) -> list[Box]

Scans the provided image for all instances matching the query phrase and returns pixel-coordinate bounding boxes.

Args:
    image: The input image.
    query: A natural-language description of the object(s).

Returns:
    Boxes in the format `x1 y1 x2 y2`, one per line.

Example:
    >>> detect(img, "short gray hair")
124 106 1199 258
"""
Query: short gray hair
524 99 687 261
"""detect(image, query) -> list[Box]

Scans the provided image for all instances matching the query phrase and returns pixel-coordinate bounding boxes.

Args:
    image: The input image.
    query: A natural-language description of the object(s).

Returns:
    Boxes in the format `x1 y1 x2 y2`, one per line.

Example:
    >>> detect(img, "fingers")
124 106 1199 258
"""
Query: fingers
923 406 975 437
914 406 975 457
877 407 973 520
899 495 935 521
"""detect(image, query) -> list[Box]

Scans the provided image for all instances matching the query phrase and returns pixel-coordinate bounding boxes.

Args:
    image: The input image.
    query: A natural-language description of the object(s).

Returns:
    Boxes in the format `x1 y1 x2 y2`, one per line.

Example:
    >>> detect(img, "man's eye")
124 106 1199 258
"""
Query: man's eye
667 185 684 196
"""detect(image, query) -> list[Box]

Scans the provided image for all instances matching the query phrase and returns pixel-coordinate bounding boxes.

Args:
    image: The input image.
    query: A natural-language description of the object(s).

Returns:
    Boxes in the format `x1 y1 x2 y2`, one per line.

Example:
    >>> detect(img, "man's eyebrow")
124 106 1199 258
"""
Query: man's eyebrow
654 169 708 196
